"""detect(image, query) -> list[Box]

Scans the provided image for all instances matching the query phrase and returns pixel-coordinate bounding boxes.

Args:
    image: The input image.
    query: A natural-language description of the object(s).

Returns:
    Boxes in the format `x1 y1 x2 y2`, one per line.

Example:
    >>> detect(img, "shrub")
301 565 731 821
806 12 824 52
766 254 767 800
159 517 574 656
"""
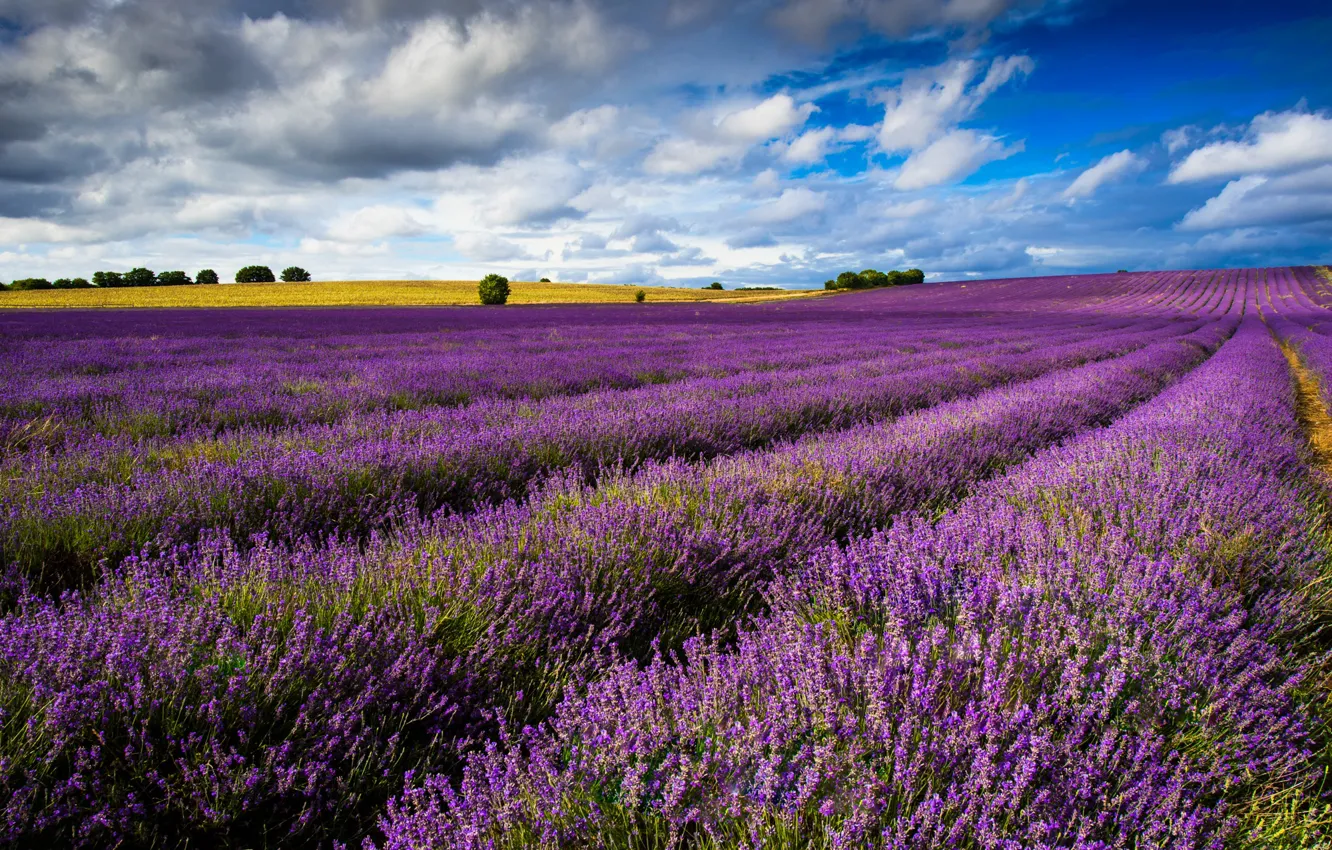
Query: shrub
824 279 836 290
478 274 510 305
52 278 92 289
92 271 125 288
836 271 868 290
1118 269 1130 273
196 269 219 285
635 289 646 303
124 268 157 287
236 265 276 283
157 270 192 287
281 266 311 283
901 268 925 285
10 278 53 291
859 269 890 288
539 277 552 283
707 282 724 290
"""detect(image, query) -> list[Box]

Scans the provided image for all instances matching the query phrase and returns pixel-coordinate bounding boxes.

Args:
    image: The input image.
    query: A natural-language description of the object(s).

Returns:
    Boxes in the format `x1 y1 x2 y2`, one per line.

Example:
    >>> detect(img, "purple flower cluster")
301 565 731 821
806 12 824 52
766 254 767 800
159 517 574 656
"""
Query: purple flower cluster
2 266 1327 848
380 316 1324 850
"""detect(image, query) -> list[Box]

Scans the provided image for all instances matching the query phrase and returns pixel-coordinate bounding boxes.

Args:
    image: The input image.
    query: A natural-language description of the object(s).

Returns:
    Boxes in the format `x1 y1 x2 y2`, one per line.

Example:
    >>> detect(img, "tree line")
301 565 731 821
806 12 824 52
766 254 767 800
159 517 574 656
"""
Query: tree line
0 265 311 291
823 268 926 290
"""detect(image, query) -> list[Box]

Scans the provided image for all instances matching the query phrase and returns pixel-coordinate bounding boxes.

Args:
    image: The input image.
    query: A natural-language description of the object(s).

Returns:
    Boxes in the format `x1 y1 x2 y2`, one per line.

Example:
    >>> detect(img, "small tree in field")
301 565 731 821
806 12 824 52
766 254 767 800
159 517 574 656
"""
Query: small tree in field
635 289 646 303
281 266 311 282
236 265 276 283
157 271 192 286
92 271 124 288
196 269 219 285
478 274 510 305
707 282 723 290
11 278 52 290
539 277 551 283
124 267 157 287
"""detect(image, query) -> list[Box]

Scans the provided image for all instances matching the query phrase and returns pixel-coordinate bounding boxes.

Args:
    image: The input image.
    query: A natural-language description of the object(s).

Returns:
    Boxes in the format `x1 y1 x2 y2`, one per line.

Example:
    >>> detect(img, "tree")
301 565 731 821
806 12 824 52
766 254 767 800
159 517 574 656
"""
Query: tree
901 268 925 285
157 271 192 286
824 279 837 290
124 267 157 287
478 274 510 305
836 271 868 290
196 269 219 285
92 271 125 288
635 289 646 303
53 278 92 289
11 278 53 290
281 266 311 282
859 269 890 288
707 282 724 290
236 265 276 283
539 277 552 283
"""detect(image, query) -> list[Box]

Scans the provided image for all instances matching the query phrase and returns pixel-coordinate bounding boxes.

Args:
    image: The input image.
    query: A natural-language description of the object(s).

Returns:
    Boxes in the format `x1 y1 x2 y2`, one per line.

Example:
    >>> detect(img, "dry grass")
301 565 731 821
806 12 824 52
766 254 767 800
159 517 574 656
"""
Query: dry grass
1281 341 1332 473
0 279 822 309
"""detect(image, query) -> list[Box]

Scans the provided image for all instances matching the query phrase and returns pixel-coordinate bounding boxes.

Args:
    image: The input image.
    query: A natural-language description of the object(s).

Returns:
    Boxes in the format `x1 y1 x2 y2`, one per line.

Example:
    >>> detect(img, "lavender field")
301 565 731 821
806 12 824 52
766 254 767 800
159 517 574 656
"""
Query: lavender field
2 269 1331 849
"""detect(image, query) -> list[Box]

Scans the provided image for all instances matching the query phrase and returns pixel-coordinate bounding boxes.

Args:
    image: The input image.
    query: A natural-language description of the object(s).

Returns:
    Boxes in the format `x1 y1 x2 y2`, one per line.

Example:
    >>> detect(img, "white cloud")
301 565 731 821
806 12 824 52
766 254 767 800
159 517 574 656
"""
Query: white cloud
1161 126 1196 155
1168 108 1332 183
1178 166 1332 231
327 205 431 241
453 232 533 261
0 217 97 244
1063 150 1146 200
717 94 816 143
895 129 1020 190
782 126 837 164
748 187 827 223
644 94 815 175
644 138 739 174
878 56 1033 153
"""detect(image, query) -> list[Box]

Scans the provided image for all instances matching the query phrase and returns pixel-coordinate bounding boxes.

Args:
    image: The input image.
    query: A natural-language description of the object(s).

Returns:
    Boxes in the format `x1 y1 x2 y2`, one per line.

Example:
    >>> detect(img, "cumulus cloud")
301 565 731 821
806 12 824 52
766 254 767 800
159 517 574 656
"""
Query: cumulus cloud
1178 166 1332 231
748 187 828 222
1062 150 1146 200
1168 108 1332 183
453 231 534 261
782 127 838 164
895 129 1021 190
878 56 1033 153
327 205 432 241
644 94 816 175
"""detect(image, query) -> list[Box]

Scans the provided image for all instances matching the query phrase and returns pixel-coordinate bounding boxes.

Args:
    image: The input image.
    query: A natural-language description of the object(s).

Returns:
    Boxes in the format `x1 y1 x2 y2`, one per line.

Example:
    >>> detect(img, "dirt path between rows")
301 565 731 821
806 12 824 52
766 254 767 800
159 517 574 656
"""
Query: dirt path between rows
1279 339 1332 474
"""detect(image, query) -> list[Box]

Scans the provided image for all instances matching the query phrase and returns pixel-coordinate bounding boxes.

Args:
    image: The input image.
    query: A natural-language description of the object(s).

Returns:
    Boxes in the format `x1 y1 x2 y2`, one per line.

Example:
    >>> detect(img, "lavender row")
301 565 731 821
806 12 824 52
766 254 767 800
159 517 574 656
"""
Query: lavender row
0 319 1188 592
387 317 1323 850
3 316 1039 447
0 318 1227 847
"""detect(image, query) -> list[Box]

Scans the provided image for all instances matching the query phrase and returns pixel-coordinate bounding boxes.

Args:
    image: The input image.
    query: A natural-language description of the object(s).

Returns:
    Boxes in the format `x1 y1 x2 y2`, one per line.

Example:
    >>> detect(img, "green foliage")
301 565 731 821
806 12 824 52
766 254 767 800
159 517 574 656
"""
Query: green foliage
635 289 647 303
92 271 125 288
157 271 192 287
737 286 780 291
236 265 276 283
539 277 551 283
478 274 510 305
836 271 868 290
859 269 890 287
195 269 219 285
707 282 724 290
53 278 92 289
826 267 925 290
10 278 53 291
280 266 311 283
124 267 157 287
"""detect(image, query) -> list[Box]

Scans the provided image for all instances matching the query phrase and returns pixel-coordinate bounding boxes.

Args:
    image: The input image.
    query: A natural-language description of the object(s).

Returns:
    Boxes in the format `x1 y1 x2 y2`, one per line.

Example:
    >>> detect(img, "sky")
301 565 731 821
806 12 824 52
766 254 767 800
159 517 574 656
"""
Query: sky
0 0 1330 287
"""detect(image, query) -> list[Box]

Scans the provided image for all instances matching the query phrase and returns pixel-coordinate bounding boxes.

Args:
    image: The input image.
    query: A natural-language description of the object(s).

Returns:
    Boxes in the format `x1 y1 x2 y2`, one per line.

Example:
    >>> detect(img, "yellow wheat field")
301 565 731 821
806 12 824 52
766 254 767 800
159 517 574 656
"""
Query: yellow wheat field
0 280 823 309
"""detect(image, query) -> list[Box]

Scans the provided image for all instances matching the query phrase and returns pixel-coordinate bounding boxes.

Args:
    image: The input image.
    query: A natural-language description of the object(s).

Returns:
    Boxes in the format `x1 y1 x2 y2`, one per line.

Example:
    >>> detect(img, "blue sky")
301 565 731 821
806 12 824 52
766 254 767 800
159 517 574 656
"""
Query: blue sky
0 0 1329 285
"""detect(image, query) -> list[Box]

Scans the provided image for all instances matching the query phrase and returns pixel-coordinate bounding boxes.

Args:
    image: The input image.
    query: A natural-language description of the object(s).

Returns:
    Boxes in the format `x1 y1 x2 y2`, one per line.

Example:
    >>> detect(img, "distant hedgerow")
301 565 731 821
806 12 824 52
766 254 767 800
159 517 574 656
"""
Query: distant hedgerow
10 278 53 291
478 274 510 305
92 271 125 288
